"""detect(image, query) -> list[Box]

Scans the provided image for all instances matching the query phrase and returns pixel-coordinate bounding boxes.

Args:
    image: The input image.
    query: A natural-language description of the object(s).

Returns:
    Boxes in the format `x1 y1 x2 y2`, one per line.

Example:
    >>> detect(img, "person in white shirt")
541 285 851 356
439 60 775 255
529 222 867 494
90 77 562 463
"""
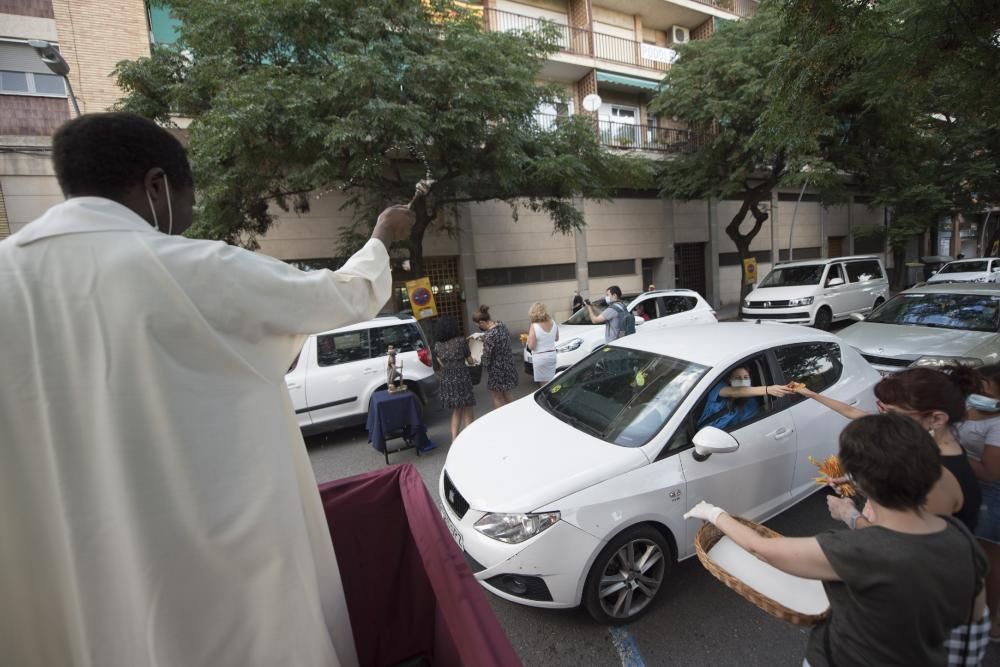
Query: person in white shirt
0 112 413 667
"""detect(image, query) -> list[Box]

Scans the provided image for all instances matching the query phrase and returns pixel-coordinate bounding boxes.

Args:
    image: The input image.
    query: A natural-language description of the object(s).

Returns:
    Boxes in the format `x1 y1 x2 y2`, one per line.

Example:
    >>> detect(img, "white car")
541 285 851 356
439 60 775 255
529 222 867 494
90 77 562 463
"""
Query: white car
926 258 1000 285
524 289 717 373
839 283 1000 374
285 315 438 436
742 256 889 330
441 322 879 623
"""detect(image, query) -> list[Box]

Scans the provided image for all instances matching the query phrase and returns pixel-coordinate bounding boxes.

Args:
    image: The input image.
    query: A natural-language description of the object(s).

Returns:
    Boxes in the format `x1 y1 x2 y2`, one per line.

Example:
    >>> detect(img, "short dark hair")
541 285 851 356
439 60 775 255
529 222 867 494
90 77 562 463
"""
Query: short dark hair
52 112 193 199
607 285 622 298
435 315 460 343
839 413 942 511
874 366 982 424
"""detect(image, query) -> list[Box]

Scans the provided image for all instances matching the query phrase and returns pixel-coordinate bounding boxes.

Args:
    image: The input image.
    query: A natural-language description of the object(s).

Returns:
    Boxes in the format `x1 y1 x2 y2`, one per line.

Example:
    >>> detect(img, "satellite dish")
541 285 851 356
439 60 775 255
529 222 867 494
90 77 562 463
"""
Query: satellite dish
582 93 602 112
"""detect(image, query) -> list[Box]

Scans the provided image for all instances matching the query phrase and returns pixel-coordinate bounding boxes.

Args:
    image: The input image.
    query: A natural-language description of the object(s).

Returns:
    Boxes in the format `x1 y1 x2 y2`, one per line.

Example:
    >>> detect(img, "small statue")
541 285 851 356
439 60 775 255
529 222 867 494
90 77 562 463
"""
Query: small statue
386 345 406 392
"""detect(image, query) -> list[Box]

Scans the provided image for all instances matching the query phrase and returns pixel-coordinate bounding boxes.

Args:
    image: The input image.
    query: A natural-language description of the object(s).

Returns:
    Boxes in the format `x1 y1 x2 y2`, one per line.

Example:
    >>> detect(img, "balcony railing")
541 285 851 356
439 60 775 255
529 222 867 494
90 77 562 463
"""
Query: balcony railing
689 0 759 19
535 114 693 153
484 7 673 72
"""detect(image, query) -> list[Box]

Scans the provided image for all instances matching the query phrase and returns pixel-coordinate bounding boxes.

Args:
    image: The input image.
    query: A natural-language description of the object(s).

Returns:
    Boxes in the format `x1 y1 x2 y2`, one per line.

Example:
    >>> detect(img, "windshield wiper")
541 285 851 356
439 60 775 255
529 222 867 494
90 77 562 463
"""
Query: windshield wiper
559 412 606 440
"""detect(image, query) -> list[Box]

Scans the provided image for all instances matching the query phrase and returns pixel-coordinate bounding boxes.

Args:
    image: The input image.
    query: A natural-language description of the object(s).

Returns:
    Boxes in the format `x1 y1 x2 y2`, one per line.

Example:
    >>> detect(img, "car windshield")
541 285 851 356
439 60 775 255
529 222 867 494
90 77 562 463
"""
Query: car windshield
940 261 990 274
759 265 825 287
535 347 708 447
866 293 1000 332
562 294 639 325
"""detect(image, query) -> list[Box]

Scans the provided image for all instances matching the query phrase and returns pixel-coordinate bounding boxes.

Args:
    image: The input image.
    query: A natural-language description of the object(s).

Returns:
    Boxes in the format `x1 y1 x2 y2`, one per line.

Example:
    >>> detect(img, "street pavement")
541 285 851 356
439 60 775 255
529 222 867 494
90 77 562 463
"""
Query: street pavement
306 349 1000 667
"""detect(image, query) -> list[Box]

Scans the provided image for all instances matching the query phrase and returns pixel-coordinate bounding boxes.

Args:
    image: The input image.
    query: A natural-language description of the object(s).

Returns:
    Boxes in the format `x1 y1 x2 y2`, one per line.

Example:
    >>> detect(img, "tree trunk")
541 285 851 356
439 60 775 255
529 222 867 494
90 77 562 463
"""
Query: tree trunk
408 197 432 280
891 245 907 291
726 191 771 319
951 211 963 258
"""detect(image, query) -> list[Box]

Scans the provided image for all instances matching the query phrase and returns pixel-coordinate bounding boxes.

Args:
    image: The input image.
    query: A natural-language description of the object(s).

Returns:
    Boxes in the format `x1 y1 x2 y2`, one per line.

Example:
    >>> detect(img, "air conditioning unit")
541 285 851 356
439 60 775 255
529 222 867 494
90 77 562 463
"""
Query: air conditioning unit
670 25 690 44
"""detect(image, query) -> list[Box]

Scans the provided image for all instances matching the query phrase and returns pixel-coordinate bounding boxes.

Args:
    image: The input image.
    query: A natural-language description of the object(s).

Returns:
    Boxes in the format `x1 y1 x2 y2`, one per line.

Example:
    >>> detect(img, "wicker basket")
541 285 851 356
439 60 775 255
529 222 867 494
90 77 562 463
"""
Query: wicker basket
694 517 830 626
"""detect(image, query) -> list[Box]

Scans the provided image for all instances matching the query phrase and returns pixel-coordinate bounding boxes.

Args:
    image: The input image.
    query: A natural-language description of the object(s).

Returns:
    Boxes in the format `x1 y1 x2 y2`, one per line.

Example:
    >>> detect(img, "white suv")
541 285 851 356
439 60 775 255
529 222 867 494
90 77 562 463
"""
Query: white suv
927 258 1000 284
742 256 889 330
285 315 438 436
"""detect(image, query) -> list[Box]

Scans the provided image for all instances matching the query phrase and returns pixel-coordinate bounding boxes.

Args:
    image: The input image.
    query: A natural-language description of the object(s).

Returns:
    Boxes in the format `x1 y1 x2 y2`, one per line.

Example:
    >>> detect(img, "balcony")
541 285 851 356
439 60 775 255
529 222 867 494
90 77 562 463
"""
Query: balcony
689 0 759 19
484 7 674 73
535 113 693 153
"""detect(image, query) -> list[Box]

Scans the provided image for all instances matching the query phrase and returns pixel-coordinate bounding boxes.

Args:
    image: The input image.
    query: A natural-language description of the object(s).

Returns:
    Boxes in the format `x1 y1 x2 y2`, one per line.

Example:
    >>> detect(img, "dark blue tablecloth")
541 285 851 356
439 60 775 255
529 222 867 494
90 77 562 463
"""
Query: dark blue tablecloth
366 389 428 453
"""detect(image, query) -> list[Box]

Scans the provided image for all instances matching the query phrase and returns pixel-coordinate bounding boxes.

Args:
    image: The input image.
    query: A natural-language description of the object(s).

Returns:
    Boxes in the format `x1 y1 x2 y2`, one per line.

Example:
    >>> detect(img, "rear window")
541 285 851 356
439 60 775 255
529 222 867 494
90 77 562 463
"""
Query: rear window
844 260 883 283
317 330 371 366
940 260 990 274
370 323 425 356
775 342 843 395
535 347 708 447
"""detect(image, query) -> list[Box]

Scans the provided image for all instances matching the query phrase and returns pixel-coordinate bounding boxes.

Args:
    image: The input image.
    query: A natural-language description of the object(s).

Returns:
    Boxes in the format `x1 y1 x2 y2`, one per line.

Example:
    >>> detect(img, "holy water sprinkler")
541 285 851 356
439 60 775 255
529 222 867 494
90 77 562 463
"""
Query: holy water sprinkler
407 177 435 209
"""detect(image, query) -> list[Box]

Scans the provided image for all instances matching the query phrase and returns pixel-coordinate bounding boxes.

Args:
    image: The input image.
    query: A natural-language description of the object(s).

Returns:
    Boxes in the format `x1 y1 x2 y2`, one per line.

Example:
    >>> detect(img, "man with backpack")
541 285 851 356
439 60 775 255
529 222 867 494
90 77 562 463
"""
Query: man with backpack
585 285 636 343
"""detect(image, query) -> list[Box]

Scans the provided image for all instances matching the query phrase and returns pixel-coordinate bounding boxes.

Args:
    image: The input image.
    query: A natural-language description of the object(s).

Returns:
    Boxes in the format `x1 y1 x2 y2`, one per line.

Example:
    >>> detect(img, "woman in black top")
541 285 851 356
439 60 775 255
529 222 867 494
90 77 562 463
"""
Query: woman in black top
795 366 981 531
686 414 987 667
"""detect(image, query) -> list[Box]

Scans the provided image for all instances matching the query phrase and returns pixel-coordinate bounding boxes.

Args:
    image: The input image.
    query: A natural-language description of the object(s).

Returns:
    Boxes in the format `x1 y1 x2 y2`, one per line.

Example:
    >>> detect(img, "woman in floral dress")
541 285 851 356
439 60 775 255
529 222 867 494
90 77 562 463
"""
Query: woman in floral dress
473 305 518 408
433 316 475 441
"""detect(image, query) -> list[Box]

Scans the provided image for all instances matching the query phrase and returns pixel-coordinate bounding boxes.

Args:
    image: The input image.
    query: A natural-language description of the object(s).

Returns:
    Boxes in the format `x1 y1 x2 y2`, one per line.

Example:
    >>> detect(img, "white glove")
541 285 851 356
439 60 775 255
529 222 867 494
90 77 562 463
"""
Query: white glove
683 500 725 525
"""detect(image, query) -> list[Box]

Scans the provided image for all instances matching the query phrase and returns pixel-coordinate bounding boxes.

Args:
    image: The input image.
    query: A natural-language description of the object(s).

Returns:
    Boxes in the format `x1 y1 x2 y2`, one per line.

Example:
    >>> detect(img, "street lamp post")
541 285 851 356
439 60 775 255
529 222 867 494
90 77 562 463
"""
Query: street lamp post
27 39 81 116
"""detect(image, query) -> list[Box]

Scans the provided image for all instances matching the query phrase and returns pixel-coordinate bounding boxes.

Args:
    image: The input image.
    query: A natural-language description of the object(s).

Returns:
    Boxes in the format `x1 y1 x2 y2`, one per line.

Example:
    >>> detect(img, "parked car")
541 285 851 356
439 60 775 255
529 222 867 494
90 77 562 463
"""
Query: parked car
524 289 716 373
285 315 438 436
741 255 889 330
441 322 879 623
838 283 1000 374
926 257 1000 284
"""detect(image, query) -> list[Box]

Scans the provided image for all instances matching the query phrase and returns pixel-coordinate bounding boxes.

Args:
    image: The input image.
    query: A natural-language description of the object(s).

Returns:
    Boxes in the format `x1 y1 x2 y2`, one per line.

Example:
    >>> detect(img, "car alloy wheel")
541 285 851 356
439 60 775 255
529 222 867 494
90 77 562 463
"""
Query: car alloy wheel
584 525 671 624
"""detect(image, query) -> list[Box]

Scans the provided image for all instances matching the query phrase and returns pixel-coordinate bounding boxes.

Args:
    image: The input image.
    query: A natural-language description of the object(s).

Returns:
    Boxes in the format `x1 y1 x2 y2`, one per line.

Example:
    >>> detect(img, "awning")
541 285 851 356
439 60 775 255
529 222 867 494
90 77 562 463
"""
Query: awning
596 71 662 92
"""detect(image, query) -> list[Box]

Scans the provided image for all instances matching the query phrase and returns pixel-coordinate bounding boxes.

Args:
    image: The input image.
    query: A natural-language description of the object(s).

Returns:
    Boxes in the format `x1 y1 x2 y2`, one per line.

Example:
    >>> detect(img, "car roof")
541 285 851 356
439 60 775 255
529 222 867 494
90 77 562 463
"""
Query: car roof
611 322 839 366
773 255 881 269
902 283 1000 295
943 258 992 265
630 288 705 300
311 314 419 337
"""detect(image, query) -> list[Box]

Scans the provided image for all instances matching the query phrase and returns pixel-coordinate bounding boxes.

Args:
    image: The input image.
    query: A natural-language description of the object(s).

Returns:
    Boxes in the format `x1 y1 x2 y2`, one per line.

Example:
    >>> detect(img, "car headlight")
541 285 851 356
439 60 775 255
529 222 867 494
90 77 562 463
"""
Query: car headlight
474 511 560 544
787 297 814 306
556 338 583 352
743 298 751 308
910 356 983 368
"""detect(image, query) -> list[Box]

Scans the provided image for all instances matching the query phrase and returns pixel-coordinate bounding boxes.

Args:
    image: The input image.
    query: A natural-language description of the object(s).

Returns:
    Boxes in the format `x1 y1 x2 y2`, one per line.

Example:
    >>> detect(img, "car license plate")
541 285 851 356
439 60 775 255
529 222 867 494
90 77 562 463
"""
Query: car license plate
443 513 464 551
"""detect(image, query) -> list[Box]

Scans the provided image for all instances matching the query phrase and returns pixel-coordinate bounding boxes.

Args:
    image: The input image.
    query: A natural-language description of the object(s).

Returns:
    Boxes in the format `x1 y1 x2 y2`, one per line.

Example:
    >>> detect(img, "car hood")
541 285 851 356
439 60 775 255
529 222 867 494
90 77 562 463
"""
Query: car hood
839 321 997 360
557 323 601 341
444 396 649 513
746 285 819 301
927 272 987 283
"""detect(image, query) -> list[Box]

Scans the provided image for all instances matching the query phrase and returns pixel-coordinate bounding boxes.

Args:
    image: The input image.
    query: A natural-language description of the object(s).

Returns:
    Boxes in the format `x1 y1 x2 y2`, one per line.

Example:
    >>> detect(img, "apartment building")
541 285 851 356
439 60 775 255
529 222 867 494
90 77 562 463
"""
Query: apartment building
1 0 889 336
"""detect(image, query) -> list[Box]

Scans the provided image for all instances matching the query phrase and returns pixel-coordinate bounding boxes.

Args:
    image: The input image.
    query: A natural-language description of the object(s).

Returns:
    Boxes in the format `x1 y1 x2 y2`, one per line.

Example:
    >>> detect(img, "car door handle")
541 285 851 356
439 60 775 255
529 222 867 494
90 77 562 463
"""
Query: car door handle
286 382 302 389
363 368 378 375
768 427 793 440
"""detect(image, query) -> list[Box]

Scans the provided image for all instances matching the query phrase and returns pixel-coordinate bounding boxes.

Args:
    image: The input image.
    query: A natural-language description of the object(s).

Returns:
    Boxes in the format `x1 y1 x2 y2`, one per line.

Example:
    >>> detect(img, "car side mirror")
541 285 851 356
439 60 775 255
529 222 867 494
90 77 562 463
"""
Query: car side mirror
849 312 866 322
692 426 740 461
930 270 938 275
826 277 845 287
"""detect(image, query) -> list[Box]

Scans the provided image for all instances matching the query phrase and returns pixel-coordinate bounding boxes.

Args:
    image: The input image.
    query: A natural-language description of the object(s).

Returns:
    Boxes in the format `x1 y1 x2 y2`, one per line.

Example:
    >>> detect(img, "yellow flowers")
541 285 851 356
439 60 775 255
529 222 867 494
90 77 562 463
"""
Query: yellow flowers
809 455 856 497
519 333 528 345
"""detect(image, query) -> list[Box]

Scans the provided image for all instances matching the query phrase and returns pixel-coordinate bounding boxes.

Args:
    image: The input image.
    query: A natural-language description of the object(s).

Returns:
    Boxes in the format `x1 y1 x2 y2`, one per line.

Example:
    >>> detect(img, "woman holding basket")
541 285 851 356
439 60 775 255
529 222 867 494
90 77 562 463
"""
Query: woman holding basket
686 413 987 667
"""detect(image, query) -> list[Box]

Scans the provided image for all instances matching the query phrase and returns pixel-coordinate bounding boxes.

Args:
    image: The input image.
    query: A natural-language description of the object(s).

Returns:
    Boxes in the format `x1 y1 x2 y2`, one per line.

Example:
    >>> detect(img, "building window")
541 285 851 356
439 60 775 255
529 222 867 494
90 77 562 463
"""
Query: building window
0 42 67 98
588 259 636 278
477 263 575 288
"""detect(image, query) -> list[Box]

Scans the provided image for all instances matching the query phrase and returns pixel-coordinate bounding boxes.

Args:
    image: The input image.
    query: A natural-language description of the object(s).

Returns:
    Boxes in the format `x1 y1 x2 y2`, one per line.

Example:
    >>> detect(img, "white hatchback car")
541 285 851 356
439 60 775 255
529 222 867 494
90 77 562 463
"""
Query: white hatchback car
524 289 717 373
441 323 879 623
839 283 1000 374
285 315 438 436
926 258 1000 285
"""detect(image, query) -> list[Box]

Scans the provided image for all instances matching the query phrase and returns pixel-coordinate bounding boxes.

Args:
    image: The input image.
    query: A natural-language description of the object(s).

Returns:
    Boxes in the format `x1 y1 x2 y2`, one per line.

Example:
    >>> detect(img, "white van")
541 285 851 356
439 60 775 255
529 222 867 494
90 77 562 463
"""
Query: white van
741 256 889 329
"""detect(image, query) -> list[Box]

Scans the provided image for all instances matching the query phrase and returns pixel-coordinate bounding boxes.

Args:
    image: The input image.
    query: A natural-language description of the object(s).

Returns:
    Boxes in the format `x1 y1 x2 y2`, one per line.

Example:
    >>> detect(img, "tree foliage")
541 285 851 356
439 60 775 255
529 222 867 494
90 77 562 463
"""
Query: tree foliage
116 0 652 275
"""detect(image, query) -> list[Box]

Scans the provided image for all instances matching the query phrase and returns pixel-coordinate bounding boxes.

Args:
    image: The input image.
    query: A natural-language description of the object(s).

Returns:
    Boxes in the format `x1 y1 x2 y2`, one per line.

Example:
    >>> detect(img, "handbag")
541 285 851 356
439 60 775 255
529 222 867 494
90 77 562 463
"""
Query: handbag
468 364 483 386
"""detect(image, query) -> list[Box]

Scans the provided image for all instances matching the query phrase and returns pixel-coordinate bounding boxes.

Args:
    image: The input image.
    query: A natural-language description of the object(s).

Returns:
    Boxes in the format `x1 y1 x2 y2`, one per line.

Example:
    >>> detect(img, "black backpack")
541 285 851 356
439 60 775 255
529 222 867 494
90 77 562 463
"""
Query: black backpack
612 302 636 338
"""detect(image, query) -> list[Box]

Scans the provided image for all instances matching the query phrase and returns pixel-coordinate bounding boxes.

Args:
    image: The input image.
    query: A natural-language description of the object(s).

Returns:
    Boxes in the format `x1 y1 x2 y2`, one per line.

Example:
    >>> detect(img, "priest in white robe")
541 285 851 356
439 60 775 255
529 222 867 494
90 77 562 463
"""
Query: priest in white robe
0 112 414 666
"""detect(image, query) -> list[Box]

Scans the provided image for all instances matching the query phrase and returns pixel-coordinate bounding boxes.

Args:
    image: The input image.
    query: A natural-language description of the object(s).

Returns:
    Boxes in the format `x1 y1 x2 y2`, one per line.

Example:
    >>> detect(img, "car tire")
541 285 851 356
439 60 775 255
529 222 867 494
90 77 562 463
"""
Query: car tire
583 525 672 625
813 306 833 331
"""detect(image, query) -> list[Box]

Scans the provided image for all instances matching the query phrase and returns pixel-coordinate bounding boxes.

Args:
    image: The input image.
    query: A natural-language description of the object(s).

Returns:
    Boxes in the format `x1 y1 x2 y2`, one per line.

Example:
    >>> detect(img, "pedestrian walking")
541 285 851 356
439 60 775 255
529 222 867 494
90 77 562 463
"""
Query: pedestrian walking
433 316 476 442
686 414 988 667
572 289 584 313
0 112 413 667
526 302 559 384
473 305 518 408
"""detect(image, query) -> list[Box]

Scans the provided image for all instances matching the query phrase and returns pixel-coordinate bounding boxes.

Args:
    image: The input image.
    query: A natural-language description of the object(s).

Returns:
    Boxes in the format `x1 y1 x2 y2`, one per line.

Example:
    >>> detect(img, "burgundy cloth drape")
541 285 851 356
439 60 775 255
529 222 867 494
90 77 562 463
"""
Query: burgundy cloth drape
319 464 522 667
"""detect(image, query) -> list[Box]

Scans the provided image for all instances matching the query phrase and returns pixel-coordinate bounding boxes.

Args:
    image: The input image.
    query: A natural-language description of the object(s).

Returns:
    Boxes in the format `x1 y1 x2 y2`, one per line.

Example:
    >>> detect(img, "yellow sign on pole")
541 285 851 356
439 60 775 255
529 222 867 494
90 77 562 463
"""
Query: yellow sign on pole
743 256 758 285
405 277 438 320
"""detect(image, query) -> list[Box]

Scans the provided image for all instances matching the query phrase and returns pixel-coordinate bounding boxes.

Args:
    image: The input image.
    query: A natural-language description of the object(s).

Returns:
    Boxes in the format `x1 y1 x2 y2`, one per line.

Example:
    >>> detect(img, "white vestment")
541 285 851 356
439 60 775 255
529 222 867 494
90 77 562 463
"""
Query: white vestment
0 197 392 666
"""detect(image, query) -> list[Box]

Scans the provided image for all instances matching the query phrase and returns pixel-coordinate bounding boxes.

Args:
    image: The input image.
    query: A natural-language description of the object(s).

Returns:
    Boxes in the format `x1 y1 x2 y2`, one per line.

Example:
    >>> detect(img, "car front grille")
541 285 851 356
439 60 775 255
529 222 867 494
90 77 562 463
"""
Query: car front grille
861 354 912 368
746 300 792 309
744 311 809 320
443 471 469 519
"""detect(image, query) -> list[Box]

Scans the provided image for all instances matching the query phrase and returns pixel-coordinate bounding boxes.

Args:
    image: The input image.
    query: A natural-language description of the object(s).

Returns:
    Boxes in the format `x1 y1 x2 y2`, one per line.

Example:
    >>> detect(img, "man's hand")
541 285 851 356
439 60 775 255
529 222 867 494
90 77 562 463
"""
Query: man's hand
372 205 415 250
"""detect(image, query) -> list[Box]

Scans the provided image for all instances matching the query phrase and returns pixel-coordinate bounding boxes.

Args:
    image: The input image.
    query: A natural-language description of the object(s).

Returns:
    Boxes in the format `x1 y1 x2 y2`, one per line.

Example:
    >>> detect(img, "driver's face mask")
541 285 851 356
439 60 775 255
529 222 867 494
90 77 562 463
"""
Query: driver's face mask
145 173 174 235
730 378 752 388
